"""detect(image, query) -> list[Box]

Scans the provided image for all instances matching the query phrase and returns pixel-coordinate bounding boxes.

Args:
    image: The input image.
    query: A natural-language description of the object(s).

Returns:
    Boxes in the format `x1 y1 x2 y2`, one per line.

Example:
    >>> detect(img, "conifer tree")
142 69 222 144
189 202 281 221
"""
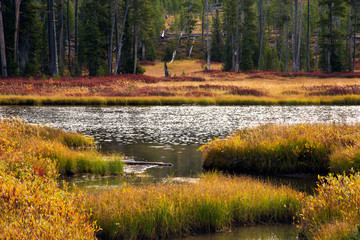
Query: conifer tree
210 9 224 62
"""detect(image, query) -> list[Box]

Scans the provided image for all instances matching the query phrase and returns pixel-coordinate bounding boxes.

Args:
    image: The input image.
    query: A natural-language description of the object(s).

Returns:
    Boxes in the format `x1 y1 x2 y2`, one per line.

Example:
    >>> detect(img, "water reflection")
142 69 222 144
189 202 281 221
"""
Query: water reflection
181 224 298 240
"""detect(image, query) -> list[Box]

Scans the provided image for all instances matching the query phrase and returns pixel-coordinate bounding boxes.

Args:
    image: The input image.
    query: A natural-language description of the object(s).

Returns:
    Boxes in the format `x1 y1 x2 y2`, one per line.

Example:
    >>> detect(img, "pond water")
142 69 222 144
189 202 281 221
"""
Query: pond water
3 105 360 239
2 105 360 180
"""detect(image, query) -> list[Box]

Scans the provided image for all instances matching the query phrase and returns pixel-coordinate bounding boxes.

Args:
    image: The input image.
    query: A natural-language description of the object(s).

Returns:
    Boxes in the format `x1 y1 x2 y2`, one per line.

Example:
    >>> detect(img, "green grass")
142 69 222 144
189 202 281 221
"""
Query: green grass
86 172 302 239
2 95 360 106
201 124 360 175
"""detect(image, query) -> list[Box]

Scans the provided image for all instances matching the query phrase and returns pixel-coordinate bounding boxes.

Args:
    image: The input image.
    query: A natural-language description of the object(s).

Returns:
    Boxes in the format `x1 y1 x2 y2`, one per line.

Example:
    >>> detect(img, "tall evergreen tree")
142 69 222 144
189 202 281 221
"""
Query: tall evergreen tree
240 0 257 71
210 9 223 62
318 0 346 73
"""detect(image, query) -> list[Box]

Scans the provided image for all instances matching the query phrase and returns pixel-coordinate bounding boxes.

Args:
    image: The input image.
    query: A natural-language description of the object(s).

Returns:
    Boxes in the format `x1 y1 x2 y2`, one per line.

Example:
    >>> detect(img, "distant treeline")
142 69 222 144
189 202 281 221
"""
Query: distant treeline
0 0 358 77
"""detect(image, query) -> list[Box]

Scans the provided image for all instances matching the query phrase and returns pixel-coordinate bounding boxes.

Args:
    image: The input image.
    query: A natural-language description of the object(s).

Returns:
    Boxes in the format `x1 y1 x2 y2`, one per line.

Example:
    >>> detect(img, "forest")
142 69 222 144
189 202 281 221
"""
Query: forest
0 0 359 78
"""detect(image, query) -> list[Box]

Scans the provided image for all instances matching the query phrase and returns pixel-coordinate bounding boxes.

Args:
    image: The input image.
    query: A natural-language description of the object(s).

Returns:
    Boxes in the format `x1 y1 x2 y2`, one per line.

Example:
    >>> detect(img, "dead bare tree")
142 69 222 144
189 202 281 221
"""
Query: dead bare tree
48 0 59 76
353 0 358 72
114 0 130 75
206 0 210 70
67 0 72 75
14 0 22 73
108 0 118 74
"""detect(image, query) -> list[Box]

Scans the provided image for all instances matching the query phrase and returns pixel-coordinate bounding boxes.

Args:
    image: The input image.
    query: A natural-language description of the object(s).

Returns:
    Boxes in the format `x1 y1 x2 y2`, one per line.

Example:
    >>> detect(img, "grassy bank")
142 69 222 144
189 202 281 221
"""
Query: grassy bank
0 119 100 238
0 119 123 175
2 95 360 106
298 172 360 240
201 124 360 174
87 173 302 239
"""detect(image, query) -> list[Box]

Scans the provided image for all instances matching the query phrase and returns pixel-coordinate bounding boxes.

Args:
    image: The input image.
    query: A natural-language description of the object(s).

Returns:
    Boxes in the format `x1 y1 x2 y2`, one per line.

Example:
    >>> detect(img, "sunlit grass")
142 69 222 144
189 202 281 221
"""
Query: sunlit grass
298 172 360 240
0 118 123 176
201 124 360 174
87 172 303 239
0 118 99 238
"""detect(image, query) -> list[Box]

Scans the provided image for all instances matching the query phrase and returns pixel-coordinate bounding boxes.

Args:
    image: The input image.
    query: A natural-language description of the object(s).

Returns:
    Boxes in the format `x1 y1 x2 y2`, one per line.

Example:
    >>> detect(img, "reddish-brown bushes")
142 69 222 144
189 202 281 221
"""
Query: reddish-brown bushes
184 91 218 97
308 85 360 96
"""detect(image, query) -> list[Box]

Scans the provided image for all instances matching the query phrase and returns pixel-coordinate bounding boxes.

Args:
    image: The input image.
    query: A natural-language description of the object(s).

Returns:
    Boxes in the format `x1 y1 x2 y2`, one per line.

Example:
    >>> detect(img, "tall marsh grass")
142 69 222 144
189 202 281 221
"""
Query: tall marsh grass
298 172 360 240
0 119 98 238
0 118 123 176
201 124 360 174
87 173 302 239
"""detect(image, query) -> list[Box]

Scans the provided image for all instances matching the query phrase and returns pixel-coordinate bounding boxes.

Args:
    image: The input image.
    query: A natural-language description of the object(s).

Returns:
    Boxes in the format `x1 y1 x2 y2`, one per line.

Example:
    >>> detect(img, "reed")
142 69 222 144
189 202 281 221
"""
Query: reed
87 173 302 240
201 124 360 174
298 172 360 240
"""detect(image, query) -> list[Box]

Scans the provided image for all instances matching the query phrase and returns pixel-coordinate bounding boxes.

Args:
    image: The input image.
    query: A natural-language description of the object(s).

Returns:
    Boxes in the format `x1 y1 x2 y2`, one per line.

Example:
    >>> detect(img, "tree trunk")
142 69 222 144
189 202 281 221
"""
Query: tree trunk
354 0 357 72
114 0 130 75
142 39 146 60
306 0 310 72
59 0 64 68
48 0 59 76
0 0 7 77
133 1 138 74
327 2 332 73
201 0 205 50
164 61 169 77
235 0 239 72
108 0 118 75
14 0 22 73
67 0 72 75
258 1 267 69
295 0 302 72
285 16 289 72
292 0 297 72
75 0 79 58
206 0 210 70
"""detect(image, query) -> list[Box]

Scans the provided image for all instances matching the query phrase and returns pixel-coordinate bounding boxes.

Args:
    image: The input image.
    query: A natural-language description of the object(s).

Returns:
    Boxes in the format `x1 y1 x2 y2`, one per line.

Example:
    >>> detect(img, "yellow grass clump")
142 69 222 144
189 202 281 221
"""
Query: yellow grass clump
87 173 303 239
201 124 360 174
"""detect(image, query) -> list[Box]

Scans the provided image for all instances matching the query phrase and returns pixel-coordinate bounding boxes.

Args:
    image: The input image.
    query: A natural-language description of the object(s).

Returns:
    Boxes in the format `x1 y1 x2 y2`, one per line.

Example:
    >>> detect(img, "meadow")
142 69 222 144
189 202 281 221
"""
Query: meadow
2 60 360 106
201 123 360 174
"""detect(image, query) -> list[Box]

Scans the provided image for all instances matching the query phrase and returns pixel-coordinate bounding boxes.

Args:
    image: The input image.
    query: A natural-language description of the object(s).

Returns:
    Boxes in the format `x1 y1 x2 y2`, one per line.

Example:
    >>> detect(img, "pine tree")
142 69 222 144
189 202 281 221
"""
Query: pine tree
240 0 257 71
210 9 223 62
318 0 347 73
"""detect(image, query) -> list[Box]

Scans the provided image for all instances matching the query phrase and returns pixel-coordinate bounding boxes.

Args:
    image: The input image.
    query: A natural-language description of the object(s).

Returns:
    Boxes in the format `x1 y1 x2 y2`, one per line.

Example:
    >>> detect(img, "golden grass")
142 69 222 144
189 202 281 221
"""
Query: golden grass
201 124 360 174
298 172 360 240
0 119 98 238
87 172 303 239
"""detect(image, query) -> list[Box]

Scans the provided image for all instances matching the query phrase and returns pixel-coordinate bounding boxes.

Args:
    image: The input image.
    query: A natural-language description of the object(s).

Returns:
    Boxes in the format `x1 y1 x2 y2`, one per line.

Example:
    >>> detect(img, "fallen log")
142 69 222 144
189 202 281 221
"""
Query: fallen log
122 159 173 167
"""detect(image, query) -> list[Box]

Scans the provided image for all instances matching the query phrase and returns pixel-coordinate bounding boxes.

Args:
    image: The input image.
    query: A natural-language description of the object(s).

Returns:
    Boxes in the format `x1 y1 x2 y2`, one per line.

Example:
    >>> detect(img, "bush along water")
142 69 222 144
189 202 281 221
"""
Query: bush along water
201 124 360 174
298 172 360 240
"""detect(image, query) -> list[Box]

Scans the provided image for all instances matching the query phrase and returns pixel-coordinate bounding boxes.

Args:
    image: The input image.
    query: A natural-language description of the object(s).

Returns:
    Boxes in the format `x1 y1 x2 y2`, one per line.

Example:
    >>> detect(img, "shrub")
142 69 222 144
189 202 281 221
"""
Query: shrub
298 172 360 240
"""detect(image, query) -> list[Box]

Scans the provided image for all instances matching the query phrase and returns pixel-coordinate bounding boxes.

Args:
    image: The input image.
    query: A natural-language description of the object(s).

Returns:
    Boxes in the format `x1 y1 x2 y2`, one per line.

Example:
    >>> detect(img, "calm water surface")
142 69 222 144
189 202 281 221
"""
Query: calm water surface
1 105 360 180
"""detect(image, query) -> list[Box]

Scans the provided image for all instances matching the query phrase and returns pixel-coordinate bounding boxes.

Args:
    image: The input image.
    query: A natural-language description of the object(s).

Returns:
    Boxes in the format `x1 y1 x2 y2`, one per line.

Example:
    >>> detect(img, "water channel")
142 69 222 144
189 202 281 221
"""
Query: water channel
2 105 360 239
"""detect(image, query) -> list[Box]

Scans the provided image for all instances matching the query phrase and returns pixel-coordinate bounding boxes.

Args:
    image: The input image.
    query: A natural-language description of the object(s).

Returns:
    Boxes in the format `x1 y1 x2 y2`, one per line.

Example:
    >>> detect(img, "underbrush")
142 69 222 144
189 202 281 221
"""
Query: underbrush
201 124 360 174
0 119 99 238
298 173 360 240
87 173 302 240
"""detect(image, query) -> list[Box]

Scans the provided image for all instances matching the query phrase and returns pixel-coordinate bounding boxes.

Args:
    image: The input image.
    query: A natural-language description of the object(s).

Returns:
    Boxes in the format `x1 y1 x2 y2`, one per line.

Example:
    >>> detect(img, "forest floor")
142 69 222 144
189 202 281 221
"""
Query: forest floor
2 60 360 105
